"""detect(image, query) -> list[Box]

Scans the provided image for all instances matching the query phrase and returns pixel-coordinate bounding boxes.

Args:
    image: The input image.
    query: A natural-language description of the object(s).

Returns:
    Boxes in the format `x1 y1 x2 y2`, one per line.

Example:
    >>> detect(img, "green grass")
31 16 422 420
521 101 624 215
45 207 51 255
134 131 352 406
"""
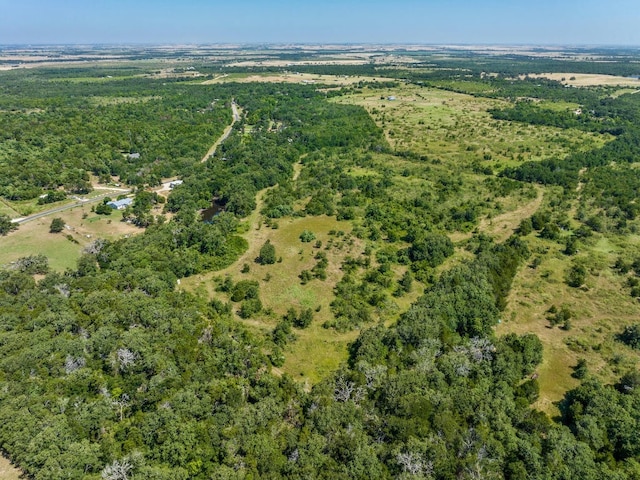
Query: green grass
334 81 637 414
0 203 143 272
0 199 19 218
3 197 74 217
0 224 82 271
333 84 609 170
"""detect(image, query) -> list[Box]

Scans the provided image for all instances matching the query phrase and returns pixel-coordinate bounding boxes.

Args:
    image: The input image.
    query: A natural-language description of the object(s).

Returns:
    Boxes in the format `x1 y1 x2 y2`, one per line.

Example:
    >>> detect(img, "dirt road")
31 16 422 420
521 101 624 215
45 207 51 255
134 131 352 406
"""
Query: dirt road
200 101 240 163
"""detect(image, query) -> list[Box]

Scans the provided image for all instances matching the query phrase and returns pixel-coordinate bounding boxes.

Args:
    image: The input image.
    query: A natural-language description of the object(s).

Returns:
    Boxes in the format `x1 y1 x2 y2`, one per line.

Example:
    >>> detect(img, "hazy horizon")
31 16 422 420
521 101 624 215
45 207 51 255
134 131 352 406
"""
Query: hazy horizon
1 0 639 46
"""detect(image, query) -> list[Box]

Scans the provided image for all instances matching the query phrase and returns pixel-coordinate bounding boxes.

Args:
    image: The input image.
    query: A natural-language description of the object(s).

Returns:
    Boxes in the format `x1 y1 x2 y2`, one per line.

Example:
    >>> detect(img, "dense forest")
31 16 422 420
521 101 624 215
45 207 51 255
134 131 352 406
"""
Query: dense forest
1 48 640 479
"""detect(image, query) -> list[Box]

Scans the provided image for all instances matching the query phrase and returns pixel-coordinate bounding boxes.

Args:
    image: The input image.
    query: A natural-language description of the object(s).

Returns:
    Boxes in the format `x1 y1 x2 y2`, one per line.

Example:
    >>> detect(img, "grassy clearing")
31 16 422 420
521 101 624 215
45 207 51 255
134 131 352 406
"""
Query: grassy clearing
498 230 640 415
181 208 367 384
0 203 141 272
333 83 609 170
334 81 639 413
179 163 428 384
477 185 544 243
611 88 640 98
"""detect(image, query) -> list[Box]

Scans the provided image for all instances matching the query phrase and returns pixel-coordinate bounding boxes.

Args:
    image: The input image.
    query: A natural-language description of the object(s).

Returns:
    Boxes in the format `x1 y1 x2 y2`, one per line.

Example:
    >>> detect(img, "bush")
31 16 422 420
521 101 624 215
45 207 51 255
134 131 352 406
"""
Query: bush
0 214 18 236
231 280 259 302
273 320 294 346
572 359 588 379
257 240 276 265
517 218 533 236
618 323 640 350
299 230 316 243
269 347 286 367
407 233 454 267
37 191 66 204
13 254 49 274
95 203 113 215
299 270 313 284
293 308 313 329
238 298 262 318
566 263 587 288
49 217 65 233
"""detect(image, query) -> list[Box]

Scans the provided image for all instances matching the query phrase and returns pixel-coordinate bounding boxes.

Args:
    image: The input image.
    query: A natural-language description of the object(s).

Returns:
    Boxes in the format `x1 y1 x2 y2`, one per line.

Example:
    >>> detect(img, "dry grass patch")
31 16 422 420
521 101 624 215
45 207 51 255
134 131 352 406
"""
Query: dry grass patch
527 72 640 87
204 72 384 86
478 185 544 243
0 455 22 480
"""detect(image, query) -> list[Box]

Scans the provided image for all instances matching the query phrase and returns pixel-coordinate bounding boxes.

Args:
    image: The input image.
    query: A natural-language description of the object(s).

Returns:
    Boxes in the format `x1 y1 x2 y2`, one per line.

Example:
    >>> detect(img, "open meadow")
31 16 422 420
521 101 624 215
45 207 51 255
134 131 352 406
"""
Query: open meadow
332 81 639 413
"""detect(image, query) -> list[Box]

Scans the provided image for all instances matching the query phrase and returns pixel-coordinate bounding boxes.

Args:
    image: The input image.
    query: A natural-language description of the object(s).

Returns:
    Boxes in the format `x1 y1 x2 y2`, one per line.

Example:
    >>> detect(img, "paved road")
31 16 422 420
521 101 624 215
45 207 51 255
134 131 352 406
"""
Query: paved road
12 192 125 225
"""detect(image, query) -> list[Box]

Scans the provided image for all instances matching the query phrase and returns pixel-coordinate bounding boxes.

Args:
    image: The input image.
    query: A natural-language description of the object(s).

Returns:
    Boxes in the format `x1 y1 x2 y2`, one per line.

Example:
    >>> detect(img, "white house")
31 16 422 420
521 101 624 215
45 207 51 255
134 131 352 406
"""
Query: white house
107 198 133 210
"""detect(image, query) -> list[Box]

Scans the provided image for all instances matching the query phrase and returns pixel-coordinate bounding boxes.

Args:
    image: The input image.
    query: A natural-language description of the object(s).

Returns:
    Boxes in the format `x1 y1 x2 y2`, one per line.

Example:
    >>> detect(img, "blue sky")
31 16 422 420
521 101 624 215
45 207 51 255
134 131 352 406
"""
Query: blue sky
1 0 638 45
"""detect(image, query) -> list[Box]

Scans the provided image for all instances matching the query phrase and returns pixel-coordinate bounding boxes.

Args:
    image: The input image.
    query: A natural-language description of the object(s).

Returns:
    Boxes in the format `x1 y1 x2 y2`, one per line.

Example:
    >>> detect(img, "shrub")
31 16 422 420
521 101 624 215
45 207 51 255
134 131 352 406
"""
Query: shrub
618 323 640 350
293 308 313 329
257 240 276 265
49 217 65 233
238 298 262 319
231 280 259 302
13 254 49 274
566 263 587 288
0 214 18 236
299 230 316 243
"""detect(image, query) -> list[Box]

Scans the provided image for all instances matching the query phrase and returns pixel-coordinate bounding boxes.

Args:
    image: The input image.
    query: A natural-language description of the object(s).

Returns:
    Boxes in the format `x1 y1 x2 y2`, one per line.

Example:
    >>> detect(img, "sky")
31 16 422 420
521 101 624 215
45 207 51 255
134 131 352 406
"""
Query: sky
1 0 639 46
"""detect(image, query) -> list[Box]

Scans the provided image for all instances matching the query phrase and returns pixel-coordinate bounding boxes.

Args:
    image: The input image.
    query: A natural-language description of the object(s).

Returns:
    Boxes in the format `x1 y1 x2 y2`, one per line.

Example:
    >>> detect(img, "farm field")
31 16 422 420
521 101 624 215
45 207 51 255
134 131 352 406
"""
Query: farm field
529 72 640 87
202 71 383 86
